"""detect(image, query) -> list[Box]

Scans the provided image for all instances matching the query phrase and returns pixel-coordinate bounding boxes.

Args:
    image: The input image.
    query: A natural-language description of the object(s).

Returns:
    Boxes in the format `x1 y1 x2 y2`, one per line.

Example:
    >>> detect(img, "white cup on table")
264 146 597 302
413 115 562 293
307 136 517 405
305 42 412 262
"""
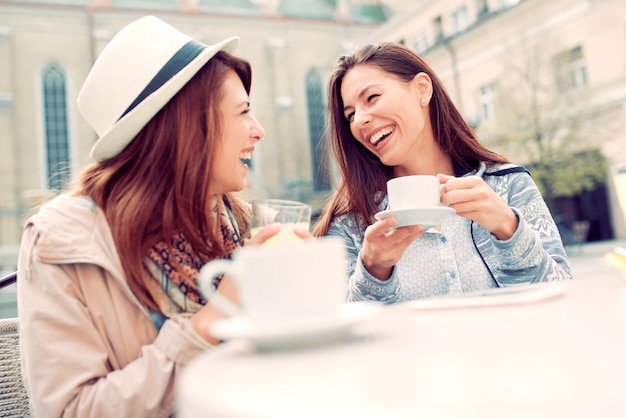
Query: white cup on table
198 237 347 322
386 175 442 209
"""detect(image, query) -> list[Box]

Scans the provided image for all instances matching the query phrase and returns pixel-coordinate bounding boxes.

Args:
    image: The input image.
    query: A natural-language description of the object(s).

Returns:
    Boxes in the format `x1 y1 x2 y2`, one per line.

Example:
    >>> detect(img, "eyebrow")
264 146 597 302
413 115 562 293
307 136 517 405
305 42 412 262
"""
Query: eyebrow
343 84 381 113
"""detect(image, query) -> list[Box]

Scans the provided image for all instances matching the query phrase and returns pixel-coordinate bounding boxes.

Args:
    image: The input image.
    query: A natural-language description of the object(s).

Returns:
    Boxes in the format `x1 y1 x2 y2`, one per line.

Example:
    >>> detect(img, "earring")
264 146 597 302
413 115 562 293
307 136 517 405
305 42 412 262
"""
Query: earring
421 98 426 104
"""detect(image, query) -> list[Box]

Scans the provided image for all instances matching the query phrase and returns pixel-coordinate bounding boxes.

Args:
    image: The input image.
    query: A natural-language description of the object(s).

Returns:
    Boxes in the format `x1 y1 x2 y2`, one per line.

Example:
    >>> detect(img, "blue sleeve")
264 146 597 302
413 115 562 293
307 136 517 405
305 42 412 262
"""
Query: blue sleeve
327 215 401 303
477 171 573 285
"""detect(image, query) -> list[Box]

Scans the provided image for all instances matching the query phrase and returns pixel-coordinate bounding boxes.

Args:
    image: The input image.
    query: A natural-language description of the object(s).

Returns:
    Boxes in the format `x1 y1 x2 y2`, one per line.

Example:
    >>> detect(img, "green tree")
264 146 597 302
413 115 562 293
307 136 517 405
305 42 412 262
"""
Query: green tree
478 36 607 208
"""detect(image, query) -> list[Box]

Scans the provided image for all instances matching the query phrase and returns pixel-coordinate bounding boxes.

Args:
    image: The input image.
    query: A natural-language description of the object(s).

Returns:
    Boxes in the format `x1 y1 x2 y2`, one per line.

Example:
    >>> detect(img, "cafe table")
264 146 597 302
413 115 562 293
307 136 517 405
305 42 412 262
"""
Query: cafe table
177 274 626 418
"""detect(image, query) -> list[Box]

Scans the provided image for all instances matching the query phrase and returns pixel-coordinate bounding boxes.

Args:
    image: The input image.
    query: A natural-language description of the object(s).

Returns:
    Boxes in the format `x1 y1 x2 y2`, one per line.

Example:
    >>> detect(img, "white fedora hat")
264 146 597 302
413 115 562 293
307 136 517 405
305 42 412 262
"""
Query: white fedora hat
78 16 239 161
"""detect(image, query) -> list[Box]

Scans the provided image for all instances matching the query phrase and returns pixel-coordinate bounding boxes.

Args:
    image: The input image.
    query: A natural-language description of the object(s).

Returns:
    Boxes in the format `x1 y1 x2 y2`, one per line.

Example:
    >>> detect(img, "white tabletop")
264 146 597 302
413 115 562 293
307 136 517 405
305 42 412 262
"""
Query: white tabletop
178 276 626 418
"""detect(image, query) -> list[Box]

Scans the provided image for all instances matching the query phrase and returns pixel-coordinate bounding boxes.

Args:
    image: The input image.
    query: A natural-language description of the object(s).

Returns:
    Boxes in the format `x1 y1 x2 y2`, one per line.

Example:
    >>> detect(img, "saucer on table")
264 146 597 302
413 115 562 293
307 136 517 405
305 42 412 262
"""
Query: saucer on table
209 301 380 351
374 206 456 228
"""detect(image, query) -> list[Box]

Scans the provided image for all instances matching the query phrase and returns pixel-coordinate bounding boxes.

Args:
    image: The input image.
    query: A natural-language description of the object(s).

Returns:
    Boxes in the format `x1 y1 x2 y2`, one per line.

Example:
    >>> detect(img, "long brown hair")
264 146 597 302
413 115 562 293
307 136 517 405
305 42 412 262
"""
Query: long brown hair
313 42 508 236
72 51 252 311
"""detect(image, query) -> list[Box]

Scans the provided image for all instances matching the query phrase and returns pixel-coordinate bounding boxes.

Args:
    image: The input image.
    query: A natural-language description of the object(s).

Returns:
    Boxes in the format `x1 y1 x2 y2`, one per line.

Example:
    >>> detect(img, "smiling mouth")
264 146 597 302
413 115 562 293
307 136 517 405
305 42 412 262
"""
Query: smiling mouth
240 151 251 167
369 126 394 146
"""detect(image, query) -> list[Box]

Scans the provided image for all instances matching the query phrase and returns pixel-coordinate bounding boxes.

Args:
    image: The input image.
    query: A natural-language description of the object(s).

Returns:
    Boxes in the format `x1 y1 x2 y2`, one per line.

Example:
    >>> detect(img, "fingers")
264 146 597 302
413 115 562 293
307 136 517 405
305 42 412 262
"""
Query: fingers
437 173 454 186
362 218 424 280
244 223 315 246
190 304 224 345
439 175 486 206
216 275 239 305
366 216 424 241
395 224 425 241
438 175 518 238
293 226 314 240
191 282 239 344
366 217 397 238
244 223 280 246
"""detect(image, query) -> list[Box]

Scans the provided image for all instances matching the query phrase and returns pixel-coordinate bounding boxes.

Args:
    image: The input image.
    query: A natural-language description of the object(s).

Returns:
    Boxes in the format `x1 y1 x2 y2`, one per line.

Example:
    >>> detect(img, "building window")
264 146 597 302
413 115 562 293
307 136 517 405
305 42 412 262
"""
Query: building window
433 16 444 43
42 63 70 191
553 46 588 92
305 68 330 191
412 31 428 54
451 6 468 34
476 0 489 19
478 82 497 123
498 0 520 10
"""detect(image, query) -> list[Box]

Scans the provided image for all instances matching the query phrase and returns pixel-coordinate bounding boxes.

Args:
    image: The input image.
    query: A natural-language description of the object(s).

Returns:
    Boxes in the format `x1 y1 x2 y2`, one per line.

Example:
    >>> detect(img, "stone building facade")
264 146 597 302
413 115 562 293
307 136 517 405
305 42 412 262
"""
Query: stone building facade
2 0 626 273
0 0 388 267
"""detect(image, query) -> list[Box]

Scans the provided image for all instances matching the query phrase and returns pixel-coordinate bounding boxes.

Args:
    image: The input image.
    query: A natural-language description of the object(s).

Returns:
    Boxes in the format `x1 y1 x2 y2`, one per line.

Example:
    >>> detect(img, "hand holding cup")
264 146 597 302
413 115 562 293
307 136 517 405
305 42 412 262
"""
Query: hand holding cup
198 237 347 322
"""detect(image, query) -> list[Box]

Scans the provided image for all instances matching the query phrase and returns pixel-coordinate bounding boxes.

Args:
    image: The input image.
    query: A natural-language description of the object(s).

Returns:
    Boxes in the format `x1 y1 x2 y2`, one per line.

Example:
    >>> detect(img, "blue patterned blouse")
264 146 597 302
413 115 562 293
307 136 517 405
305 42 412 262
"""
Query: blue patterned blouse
327 162 573 303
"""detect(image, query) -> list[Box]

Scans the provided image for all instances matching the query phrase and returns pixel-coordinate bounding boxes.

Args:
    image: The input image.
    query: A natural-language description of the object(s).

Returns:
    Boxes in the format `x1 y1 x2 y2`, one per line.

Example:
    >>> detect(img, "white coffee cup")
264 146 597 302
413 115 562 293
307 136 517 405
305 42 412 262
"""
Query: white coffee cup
386 175 442 210
198 237 347 323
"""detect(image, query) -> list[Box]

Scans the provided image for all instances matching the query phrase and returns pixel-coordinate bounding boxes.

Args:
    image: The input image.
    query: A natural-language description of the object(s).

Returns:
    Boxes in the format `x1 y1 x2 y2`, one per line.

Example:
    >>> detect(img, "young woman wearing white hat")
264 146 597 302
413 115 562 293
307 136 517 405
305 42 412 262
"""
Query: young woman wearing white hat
17 16 285 417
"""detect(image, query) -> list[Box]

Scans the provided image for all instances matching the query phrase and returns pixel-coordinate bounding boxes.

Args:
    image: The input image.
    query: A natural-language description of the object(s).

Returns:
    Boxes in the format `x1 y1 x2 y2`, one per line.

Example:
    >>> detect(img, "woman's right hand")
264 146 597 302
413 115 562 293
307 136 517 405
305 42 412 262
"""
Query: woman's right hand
189 275 239 345
361 217 424 280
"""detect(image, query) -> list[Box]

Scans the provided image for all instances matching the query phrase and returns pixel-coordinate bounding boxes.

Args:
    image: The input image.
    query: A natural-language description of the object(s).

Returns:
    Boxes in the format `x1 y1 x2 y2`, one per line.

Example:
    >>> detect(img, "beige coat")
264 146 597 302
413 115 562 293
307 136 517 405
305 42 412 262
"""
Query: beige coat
17 195 208 418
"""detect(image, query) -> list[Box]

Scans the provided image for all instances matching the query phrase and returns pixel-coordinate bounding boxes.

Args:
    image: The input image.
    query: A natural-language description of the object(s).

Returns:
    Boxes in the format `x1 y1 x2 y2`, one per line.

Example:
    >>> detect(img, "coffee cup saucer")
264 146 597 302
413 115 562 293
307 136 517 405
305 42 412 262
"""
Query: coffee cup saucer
374 206 456 228
209 301 380 351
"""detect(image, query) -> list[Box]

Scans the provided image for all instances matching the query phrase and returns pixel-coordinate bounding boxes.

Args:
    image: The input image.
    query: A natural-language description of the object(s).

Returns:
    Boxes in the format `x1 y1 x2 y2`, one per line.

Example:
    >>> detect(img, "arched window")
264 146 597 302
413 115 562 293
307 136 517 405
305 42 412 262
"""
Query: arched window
305 68 330 191
42 63 70 191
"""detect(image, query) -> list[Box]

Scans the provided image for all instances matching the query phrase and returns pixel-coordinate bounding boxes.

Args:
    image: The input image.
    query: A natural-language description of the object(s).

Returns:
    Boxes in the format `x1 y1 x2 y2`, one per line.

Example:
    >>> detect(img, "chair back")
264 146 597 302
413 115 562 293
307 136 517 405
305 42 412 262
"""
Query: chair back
0 272 17 289
0 318 30 417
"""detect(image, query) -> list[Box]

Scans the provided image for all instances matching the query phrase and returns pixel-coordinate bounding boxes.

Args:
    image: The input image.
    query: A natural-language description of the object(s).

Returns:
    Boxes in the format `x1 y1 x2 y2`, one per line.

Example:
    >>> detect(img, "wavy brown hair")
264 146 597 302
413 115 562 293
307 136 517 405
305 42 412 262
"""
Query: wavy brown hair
71 51 251 311
313 42 508 236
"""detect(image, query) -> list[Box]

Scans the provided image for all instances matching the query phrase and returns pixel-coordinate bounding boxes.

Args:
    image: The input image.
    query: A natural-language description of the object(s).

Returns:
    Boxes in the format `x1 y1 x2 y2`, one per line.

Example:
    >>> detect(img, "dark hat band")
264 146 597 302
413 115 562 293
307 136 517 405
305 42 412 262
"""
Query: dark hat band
118 40 206 121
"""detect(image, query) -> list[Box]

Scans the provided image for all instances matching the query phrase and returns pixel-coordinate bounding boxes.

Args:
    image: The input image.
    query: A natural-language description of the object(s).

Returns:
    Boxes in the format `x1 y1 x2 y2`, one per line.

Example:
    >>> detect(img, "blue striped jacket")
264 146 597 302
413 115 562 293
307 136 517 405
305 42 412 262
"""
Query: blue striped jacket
327 163 573 303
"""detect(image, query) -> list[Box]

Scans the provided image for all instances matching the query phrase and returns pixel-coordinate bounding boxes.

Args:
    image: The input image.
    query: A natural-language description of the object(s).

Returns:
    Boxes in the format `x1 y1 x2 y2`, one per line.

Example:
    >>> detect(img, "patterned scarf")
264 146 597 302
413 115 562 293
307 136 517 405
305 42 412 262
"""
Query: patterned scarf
144 198 246 317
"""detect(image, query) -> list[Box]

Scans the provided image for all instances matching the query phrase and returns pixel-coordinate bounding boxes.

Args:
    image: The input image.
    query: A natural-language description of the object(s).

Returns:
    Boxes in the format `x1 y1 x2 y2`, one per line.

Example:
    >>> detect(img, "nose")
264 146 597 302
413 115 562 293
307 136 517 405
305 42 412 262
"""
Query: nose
352 108 371 128
251 115 265 141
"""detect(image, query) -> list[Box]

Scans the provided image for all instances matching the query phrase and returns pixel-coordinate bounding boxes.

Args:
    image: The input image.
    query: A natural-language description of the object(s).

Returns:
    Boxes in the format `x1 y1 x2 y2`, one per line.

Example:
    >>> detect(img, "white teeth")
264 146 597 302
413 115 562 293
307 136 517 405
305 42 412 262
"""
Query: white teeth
239 151 251 160
369 127 394 145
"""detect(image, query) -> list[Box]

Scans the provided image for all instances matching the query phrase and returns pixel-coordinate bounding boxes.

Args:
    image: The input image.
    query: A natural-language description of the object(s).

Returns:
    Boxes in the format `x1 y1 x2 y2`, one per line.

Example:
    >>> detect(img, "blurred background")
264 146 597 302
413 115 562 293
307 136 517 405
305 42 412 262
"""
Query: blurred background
1 0 626 306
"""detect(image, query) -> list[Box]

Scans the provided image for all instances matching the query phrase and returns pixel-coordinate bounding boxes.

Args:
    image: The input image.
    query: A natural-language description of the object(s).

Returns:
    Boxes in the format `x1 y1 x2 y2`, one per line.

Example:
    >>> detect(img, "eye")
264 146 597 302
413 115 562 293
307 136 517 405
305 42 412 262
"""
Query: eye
367 94 380 102
345 111 355 122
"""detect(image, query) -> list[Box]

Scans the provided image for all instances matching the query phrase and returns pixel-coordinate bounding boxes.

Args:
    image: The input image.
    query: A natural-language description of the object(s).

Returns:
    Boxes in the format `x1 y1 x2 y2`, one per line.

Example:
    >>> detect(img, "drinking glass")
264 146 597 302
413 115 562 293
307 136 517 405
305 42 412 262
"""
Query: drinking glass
250 199 312 245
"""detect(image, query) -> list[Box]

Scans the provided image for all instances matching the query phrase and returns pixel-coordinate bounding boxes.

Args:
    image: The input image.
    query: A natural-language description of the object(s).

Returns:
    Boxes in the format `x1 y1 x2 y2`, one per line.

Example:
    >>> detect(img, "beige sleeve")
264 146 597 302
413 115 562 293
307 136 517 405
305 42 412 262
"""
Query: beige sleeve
17 226 209 418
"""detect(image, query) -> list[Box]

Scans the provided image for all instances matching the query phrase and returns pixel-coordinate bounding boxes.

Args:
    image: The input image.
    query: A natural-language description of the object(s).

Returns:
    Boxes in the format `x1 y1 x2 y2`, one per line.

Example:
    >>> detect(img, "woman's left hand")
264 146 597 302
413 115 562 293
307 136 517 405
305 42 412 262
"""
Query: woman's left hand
243 223 314 246
438 174 518 240
244 223 281 246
